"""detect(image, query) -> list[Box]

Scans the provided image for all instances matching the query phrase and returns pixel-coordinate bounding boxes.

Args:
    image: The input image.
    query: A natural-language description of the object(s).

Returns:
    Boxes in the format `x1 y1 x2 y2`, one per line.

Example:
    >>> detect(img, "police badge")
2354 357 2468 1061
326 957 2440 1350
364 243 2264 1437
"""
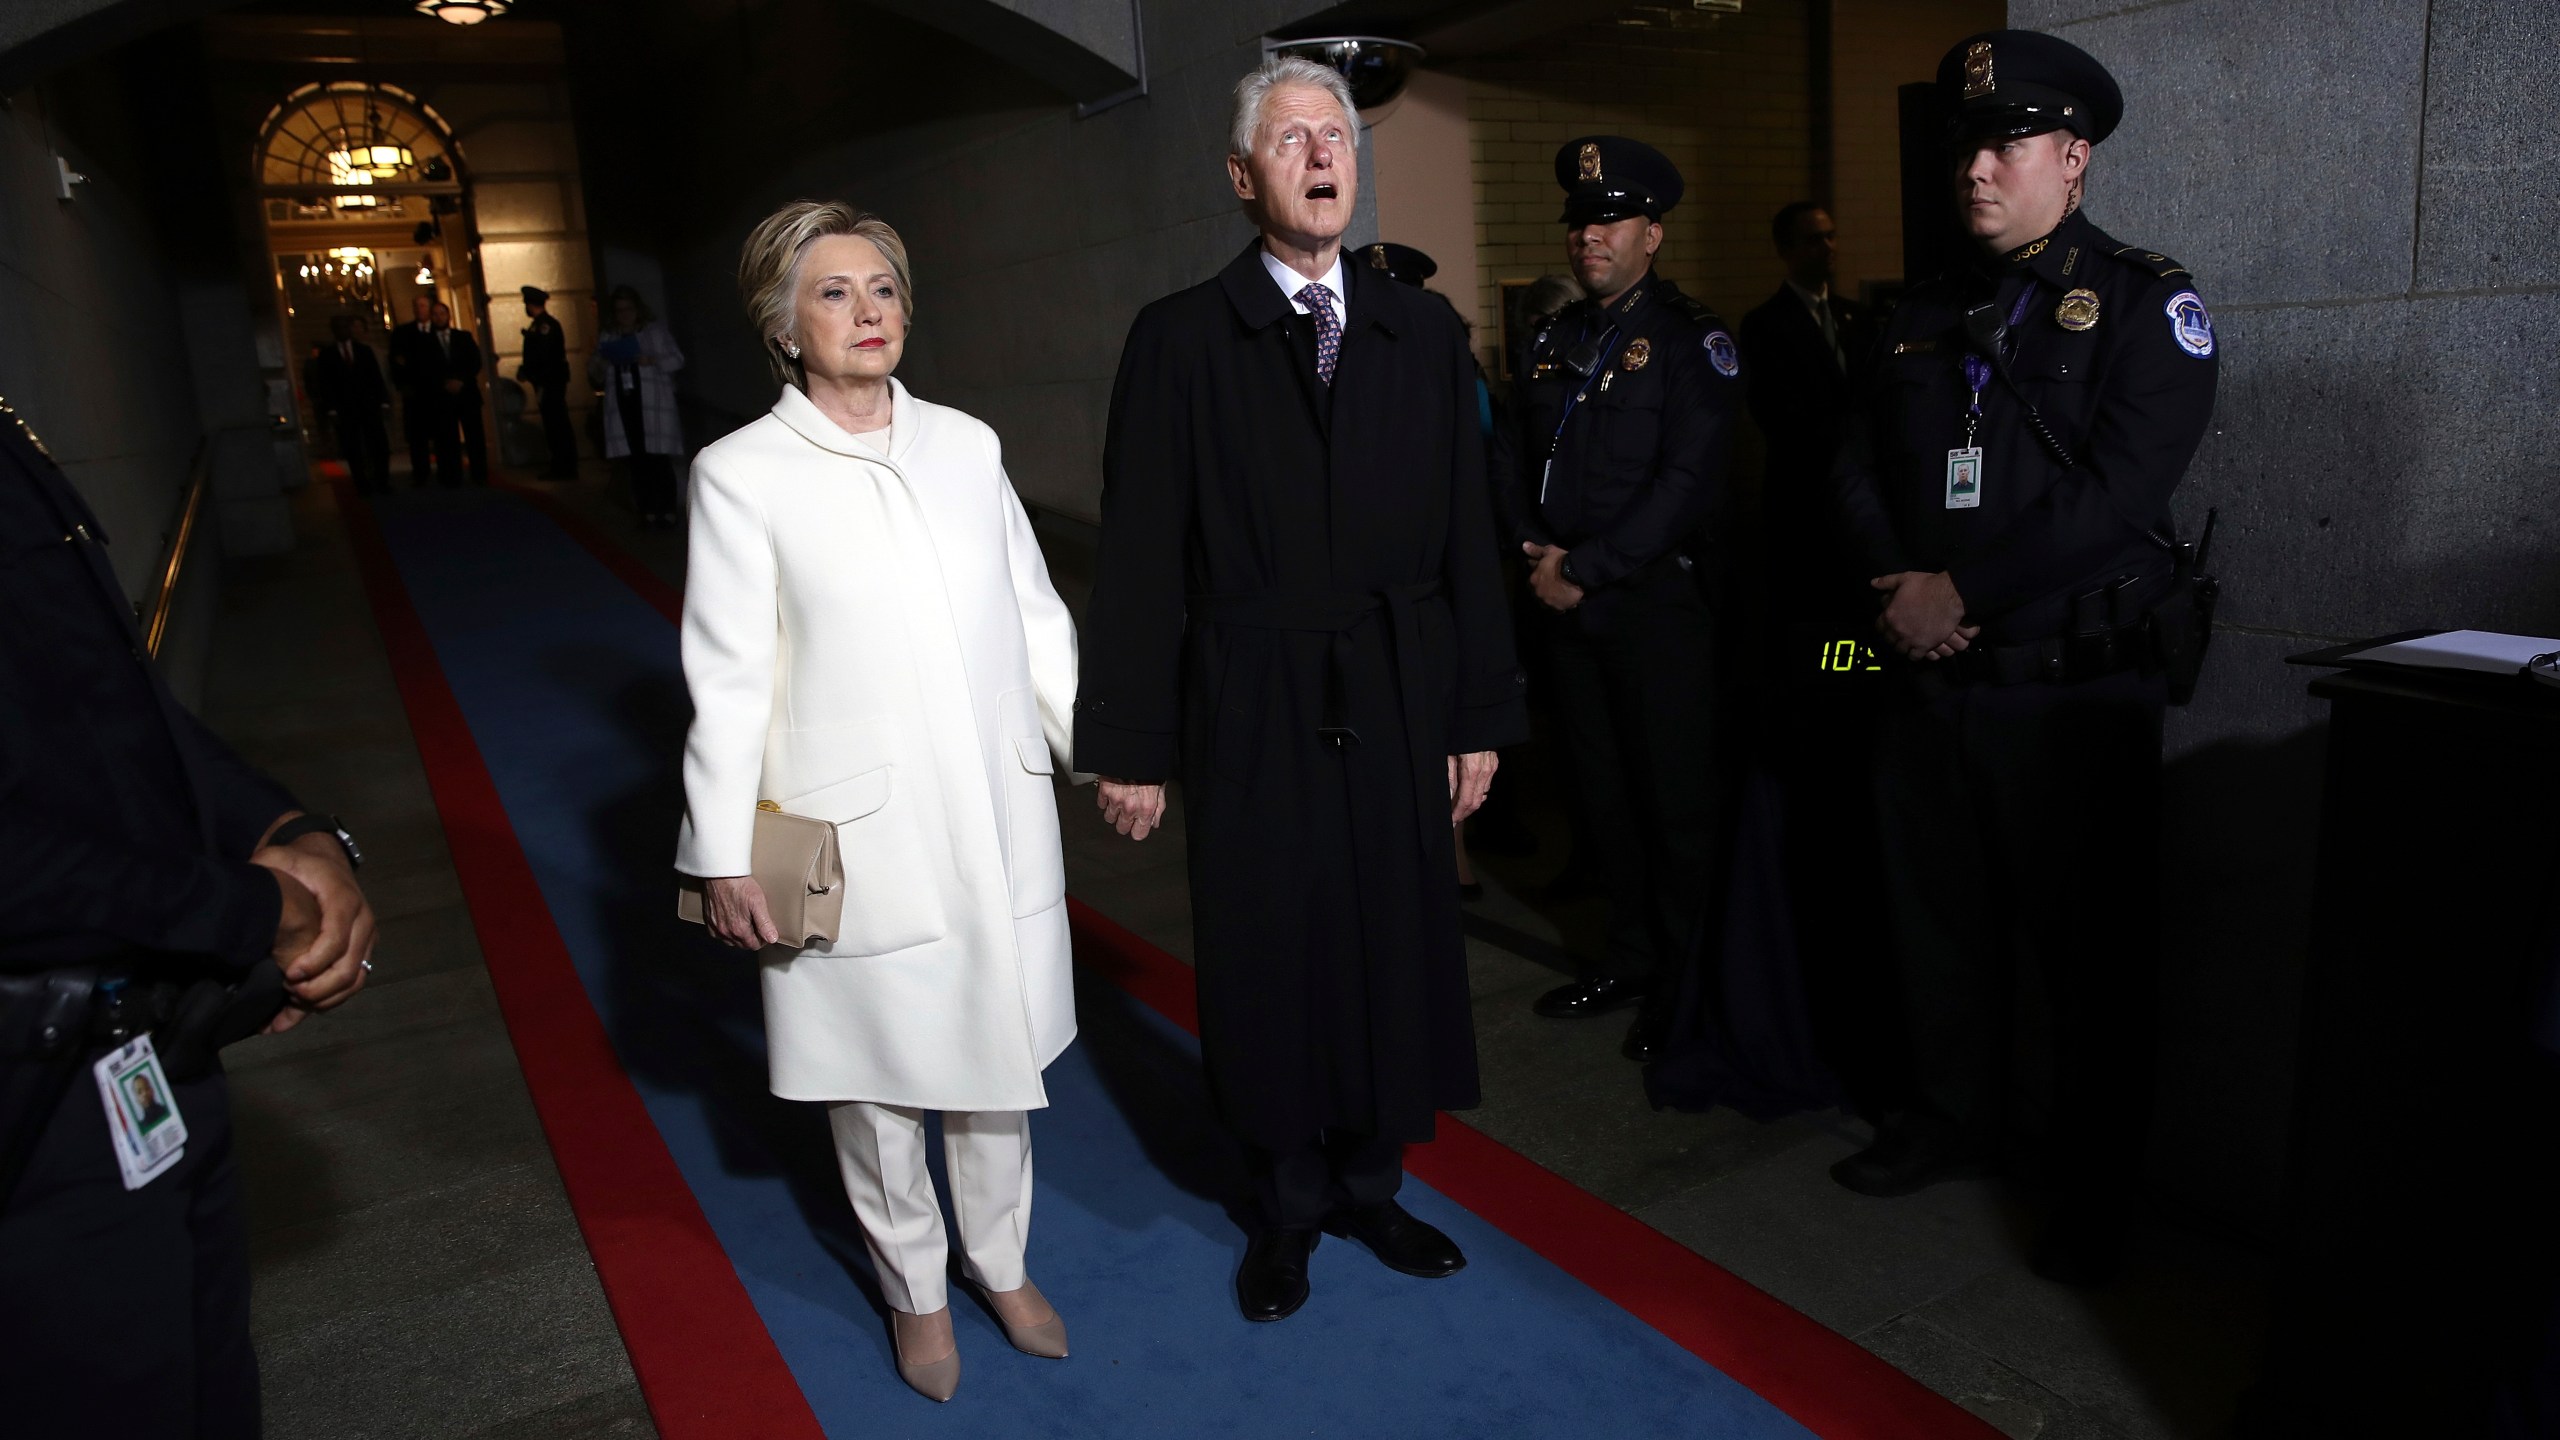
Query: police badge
1963 40 1995 99
1578 142 1602 182
1619 337 1651 373
2055 288 2101 332
1370 244 1389 269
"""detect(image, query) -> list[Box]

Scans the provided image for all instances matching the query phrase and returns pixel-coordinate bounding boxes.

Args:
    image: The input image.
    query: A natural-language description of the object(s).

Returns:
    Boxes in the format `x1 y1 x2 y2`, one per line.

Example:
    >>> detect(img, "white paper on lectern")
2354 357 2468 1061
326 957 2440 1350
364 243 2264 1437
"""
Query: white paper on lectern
2347 630 2560 675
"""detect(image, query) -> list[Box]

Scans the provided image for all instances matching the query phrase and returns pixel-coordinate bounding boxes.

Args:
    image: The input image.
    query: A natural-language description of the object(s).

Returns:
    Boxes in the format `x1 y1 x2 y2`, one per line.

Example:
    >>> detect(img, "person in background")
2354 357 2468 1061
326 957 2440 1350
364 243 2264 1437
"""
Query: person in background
1510 273 1585 383
0 396 375 1438
591 286 687 528
1741 201 1875 623
388 294 437 484
1494 137 1743 1064
423 301 488 487
305 313 391 494
517 285 579 480
1077 56 1526 1325
677 200 1082 1403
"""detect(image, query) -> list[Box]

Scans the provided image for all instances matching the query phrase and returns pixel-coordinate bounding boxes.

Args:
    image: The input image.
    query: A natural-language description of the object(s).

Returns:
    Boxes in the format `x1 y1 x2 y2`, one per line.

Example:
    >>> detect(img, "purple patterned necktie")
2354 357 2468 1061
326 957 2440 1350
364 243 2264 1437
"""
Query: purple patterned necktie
1297 282 1341 385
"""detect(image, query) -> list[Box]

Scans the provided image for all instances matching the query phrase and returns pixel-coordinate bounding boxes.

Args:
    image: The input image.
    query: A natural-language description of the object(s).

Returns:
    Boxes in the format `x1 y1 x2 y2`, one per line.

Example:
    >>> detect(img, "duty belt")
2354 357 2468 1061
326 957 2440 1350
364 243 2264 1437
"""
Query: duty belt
1190 579 1448 852
1939 621 2158 686
0 969 190 1060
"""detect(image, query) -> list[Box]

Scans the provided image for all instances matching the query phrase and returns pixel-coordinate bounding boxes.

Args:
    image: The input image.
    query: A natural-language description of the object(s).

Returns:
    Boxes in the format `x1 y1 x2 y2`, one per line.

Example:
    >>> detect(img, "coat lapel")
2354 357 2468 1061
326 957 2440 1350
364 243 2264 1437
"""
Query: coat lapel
1219 241 1330 438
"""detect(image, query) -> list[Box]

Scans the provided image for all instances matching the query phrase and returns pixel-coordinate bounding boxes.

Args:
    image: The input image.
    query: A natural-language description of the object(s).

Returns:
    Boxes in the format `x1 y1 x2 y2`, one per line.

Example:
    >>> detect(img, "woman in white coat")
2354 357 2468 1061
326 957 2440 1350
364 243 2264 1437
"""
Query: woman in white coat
675 200 1082 1403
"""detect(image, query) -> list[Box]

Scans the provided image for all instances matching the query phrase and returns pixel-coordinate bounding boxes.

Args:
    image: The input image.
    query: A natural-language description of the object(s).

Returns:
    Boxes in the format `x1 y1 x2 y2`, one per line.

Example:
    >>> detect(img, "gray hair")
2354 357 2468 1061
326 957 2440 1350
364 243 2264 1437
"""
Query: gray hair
1229 55 1358 160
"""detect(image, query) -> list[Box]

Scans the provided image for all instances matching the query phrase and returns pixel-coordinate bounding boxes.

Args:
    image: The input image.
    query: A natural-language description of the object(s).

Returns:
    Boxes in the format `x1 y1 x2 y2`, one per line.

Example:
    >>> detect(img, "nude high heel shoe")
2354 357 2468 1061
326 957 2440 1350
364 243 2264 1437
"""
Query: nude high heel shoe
979 1279 1069 1359
890 1307 961 1401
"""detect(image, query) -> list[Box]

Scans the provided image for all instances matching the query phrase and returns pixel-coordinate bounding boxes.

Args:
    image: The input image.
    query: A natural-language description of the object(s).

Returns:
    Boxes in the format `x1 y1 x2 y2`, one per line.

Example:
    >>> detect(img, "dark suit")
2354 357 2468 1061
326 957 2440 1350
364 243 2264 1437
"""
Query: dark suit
1076 242 1529 1224
520 313 577 477
1740 283 1873 620
0 404 297 1438
303 338 391 493
387 319 437 481
417 326 489 486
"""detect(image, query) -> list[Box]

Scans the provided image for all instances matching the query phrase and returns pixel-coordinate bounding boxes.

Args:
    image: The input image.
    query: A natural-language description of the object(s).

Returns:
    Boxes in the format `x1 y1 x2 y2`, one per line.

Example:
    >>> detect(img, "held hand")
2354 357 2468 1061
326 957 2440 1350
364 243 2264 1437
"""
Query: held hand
253 830 378 1012
1871 571 1979 661
260 864 324 969
442 378 463 395
1095 778 1168 842
704 875 781 950
1523 542 1585 612
1447 751 1499 825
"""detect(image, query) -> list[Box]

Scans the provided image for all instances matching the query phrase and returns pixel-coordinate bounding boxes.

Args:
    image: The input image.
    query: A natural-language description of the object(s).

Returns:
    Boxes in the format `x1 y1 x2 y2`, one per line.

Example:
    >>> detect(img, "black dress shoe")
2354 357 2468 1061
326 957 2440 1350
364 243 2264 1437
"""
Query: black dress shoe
1324 1201 1465 1279
1621 1010 1667 1063
1828 1119 1999 1198
1533 976 1650 1019
1236 1227 1318 1322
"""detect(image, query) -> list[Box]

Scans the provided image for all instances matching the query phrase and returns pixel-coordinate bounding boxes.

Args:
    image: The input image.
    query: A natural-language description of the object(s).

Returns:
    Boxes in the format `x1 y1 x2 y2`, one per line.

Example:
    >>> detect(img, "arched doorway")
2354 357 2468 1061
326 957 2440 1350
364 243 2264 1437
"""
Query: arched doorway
256 81 486 480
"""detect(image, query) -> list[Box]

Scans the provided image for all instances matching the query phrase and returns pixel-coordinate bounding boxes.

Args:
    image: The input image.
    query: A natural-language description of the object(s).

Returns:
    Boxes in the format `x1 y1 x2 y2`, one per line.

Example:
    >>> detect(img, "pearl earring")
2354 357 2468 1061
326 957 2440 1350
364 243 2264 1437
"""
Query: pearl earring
783 340 800 359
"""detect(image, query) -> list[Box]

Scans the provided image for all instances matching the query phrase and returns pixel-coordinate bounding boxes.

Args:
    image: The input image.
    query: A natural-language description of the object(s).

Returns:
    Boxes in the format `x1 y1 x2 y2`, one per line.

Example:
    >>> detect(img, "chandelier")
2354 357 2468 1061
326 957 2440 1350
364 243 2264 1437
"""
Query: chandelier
299 247 378 303
416 0 511 23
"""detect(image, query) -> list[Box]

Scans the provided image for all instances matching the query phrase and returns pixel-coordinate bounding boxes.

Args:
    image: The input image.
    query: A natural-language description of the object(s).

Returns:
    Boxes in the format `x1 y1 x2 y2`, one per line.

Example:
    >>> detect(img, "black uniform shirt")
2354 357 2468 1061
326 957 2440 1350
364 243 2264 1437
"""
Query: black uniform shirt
521 313 569 386
0 411 294 975
1497 275 1742 589
1831 209 2219 642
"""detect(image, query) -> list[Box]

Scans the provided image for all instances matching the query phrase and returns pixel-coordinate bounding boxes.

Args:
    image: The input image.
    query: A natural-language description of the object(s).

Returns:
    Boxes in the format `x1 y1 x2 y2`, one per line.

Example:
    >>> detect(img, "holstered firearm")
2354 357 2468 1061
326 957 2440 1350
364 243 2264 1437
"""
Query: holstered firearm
0 969 98 1208
2150 507 2220 706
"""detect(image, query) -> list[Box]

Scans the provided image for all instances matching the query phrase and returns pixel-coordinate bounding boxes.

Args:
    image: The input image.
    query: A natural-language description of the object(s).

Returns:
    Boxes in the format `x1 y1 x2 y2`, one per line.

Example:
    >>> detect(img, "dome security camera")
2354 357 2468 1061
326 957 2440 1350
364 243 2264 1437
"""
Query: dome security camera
1268 36 1425 111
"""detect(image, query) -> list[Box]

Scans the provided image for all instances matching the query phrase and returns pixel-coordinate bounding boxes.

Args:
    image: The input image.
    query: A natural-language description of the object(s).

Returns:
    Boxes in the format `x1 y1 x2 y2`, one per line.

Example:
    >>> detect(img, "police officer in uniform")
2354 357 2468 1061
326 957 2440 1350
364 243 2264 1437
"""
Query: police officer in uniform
1826 32 2219 1284
0 397 377 1434
517 285 578 480
1494 137 1743 1061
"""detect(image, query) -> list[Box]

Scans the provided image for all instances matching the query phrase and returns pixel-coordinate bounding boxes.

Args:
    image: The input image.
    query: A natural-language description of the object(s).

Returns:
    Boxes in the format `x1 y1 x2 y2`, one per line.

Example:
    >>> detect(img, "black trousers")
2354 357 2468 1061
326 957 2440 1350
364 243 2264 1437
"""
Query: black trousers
433 391 488 486
1543 577 1720 985
535 380 577 476
333 408 390 493
400 388 436 481
0 1063 257 1439
1871 666 2164 1204
1251 1129 1403 1229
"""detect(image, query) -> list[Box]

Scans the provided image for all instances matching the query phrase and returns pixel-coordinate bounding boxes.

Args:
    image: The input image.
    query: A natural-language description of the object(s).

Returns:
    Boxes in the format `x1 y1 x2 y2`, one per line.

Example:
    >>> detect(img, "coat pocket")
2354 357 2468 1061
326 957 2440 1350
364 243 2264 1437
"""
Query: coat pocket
1003 734 1067 917
778 764 947 956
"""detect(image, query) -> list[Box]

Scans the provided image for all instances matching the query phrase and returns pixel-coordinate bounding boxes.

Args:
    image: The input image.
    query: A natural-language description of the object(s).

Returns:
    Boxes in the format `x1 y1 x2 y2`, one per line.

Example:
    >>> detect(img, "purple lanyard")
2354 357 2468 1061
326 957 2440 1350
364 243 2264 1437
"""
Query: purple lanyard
1961 283 2043 428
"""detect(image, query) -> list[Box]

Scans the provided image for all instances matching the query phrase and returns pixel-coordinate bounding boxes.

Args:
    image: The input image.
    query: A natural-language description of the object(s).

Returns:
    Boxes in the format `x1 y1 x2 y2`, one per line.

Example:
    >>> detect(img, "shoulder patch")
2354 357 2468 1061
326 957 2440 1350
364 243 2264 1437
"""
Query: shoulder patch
2112 244 2193 281
2164 291 2215 358
1702 330 1740 377
1666 292 1719 326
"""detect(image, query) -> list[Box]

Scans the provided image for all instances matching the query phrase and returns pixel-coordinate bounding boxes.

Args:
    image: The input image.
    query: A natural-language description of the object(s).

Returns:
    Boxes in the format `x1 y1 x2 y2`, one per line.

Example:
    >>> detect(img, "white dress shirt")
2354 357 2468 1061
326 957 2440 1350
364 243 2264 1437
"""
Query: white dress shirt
1787 279 1843 372
1260 246 1346 330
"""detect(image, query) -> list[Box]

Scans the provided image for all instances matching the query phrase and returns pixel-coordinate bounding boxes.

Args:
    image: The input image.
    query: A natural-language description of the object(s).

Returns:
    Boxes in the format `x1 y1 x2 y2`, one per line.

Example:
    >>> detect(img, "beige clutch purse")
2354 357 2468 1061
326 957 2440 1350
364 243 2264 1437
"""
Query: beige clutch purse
677 801 845 948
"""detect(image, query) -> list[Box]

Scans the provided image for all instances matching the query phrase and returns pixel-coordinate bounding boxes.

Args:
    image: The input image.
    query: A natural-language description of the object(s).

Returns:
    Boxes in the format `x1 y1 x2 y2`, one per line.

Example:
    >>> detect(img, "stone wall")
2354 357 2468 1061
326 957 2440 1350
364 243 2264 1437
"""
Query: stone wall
2011 0 2560 1232
566 0 1359 521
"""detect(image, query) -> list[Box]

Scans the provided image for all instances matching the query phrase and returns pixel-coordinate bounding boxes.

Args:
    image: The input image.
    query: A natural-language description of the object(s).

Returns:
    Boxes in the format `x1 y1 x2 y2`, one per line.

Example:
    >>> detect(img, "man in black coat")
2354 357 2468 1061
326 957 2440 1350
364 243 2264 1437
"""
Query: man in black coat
517 285 578 479
304 313 392 494
1741 201 1875 620
1493 137 1743 1062
420 301 488 487
0 397 377 1436
387 295 436 483
1827 31 2218 1285
1077 57 1527 1324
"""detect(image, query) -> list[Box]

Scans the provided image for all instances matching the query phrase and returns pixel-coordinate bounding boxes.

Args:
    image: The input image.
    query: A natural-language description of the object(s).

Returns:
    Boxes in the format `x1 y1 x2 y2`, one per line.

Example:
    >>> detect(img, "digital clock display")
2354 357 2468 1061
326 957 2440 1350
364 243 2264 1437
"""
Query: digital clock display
1816 637 1885 675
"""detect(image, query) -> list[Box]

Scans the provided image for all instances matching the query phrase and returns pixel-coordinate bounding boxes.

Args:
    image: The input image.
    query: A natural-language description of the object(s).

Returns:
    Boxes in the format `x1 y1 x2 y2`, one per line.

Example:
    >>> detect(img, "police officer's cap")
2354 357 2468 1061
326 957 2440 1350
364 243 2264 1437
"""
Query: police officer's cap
1553 136 1683 226
1936 30 2122 145
520 284 550 304
1361 242 1437 288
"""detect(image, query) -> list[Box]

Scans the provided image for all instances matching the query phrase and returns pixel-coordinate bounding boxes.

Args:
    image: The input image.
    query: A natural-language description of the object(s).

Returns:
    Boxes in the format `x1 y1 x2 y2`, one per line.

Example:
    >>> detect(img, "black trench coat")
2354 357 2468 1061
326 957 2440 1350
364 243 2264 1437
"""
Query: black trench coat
1075 241 1530 1150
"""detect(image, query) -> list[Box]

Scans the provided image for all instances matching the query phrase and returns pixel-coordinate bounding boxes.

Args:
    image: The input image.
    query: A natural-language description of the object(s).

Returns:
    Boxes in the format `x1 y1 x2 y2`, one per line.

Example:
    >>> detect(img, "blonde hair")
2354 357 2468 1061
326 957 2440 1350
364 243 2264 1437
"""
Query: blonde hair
737 199 914 387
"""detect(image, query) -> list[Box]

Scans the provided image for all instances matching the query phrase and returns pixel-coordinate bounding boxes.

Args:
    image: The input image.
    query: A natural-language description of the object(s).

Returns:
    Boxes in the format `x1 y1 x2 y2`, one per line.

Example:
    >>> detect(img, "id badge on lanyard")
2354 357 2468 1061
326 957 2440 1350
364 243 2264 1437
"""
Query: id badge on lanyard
95 1034 188 1190
1948 285 2040 509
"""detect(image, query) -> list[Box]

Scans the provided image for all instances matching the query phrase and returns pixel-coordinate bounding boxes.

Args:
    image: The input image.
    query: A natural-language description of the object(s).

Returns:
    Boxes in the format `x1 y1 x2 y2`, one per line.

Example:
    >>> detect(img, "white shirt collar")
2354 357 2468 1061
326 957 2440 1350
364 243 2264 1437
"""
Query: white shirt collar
1786 278 1831 313
1260 246 1346 323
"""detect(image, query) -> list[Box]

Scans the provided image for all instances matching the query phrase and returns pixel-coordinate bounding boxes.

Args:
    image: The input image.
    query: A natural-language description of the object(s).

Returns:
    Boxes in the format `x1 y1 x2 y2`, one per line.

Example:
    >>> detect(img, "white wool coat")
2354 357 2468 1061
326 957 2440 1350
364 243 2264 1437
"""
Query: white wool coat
674 379 1079 1110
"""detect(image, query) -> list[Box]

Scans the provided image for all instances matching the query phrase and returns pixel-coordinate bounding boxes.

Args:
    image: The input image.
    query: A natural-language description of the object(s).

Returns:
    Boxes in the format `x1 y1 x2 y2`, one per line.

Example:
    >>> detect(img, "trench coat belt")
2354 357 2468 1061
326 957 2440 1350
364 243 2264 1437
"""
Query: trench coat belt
1190 579 1448 849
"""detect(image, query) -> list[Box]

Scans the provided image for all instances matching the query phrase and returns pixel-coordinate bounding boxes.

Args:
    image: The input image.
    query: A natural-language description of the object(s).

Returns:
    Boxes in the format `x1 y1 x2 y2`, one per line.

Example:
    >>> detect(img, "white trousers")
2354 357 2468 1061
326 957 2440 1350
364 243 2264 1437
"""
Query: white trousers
826 1103 1033 1315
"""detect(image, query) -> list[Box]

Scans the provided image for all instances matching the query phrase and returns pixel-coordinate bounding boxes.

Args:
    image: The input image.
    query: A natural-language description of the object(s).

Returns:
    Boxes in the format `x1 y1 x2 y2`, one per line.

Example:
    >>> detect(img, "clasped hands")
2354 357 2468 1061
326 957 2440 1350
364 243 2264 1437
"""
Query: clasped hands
252 816 378 1035
1871 570 1980 661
